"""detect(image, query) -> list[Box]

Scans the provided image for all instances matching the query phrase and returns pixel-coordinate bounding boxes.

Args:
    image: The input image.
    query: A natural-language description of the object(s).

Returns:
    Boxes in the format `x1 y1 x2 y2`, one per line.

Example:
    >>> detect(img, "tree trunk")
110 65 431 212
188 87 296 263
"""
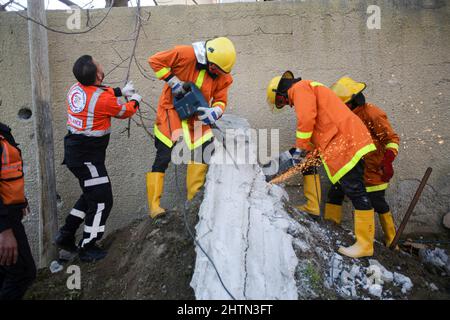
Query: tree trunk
27 0 59 268
105 0 129 7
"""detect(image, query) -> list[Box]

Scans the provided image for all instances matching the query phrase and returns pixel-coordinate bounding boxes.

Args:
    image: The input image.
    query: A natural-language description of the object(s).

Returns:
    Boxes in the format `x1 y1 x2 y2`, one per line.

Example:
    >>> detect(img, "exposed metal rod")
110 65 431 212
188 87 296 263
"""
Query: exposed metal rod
390 167 433 250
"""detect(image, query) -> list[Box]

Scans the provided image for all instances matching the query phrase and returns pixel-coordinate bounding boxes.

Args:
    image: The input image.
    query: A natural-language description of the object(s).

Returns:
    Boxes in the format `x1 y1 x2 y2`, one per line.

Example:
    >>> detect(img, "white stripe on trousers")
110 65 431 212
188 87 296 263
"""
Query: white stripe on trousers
69 208 86 219
84 162 99 178
81 202 105 247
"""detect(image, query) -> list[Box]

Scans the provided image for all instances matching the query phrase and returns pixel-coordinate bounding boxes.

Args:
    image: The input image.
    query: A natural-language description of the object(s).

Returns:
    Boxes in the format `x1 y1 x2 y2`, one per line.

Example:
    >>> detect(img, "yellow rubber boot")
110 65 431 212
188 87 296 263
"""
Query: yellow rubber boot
324 203 343 224
186 162 208 201
146 172 166 219
379 211 397 247
338 209 375 258
296 174 321 216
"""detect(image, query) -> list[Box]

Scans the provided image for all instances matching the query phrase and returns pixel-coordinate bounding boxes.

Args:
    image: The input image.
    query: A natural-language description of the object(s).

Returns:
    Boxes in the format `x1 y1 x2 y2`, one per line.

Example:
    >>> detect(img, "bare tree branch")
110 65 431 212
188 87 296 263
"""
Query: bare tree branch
57 0 80 8
13 0 115 35
0 0 15 11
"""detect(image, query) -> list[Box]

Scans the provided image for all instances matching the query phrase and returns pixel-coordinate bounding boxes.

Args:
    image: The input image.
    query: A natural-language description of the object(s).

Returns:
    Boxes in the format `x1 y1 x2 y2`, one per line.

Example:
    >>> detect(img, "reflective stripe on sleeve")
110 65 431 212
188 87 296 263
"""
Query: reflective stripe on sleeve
386 142 399 151
296 131 313 139
116 104 127 117
155 67 171 79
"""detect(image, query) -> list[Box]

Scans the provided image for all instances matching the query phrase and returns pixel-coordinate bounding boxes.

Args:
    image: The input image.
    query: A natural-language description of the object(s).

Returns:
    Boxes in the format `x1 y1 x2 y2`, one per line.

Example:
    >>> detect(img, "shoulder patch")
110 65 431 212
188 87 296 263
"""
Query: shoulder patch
68 85 87 114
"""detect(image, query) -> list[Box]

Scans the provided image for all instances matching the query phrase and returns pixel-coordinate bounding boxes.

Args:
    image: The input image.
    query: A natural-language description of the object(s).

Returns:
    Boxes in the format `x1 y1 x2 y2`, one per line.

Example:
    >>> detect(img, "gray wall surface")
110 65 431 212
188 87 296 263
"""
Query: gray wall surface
0 0 449 264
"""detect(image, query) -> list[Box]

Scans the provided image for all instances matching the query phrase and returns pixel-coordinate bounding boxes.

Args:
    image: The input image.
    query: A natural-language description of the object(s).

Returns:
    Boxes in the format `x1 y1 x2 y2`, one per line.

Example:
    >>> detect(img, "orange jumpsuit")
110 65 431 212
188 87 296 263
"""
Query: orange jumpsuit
352 103 399 192
148 45 233 150
289 80 376 184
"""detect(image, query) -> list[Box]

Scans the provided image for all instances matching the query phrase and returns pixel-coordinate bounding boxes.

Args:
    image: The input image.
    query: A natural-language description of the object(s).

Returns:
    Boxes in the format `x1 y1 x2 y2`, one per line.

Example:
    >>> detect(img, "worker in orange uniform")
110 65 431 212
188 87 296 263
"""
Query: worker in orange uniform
326 76 400 247
0 122 36 300
266 71 377 258
55 55 141 262
146 37 236 218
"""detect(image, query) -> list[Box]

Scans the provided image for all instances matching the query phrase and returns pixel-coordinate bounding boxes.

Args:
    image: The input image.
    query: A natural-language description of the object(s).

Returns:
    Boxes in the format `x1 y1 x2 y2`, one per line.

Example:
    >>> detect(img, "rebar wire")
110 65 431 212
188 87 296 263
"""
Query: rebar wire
174 164 237 300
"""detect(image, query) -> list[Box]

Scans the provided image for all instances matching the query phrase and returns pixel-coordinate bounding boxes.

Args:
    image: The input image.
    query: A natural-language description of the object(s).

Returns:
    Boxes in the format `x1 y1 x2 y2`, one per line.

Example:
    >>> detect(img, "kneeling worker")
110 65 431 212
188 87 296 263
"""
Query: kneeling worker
327 76 400 247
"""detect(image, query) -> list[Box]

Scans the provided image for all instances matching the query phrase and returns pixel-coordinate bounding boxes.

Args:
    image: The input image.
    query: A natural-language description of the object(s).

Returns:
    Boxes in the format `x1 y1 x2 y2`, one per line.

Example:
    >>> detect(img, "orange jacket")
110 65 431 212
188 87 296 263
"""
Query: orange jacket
148 45 233 150
288 80 376 184
0 134 25 206
353 103 399 191
67 83 138 137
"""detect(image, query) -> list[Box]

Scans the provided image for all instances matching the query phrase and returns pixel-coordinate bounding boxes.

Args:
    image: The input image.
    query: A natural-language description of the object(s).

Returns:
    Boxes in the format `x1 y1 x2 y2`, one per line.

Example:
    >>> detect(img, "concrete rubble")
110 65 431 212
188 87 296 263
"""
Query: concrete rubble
191 115 428 300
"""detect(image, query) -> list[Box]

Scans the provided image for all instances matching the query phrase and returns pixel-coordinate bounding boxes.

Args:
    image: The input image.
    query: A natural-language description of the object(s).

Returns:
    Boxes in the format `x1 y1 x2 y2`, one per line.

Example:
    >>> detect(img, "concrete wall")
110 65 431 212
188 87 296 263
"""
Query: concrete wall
0 0 449 263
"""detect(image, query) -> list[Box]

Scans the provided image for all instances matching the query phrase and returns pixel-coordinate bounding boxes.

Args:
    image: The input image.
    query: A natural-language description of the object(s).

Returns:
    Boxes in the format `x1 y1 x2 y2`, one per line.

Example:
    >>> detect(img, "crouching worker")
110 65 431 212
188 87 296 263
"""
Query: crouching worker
146 37 235 218
266 71 377 258
55 55 141 262
327 77 400 247
0 122 36 300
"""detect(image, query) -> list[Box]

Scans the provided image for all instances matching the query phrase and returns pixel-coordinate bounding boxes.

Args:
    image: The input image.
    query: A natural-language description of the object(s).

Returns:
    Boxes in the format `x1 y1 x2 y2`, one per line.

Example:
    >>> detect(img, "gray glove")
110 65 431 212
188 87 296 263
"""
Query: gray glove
167 76 186 98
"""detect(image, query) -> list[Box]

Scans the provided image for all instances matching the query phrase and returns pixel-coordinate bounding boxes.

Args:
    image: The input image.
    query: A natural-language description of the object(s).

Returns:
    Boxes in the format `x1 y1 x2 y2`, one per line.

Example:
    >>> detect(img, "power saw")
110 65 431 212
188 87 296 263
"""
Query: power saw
173 82 239 169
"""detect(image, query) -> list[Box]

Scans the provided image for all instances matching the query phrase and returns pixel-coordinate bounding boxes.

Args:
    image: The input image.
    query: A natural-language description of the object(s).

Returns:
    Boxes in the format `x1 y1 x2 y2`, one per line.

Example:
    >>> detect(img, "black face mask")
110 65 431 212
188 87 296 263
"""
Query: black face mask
348 92 366 110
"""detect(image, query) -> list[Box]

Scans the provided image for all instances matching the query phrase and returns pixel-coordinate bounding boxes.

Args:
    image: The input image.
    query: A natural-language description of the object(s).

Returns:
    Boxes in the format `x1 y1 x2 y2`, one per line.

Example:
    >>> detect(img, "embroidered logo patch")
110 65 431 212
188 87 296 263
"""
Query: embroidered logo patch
68 85 87 114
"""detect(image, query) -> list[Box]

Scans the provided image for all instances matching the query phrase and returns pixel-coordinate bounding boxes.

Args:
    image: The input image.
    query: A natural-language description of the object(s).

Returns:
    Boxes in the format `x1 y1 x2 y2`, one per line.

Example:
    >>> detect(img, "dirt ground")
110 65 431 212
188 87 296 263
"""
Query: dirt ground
25 194 202 300
25 185 450 300
284 184 450 300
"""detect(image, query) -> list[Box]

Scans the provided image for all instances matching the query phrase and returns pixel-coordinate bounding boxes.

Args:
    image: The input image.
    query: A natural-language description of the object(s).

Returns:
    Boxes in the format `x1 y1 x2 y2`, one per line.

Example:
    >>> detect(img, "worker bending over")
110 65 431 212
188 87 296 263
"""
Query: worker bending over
266 71 377 258
327 76 400 247
55 55 141 262
146 37 236 218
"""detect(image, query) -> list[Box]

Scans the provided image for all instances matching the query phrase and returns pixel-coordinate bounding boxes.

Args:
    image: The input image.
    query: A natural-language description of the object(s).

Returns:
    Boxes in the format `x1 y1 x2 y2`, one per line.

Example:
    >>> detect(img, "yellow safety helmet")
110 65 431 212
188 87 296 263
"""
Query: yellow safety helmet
330 76 366 103
266 71 294 111
205 37 236 74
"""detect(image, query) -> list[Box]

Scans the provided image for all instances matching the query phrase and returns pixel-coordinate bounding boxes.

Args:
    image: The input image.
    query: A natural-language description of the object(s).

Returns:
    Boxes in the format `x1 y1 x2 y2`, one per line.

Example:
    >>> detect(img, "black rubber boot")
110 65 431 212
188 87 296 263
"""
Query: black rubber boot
78 243 107 263
54 230 78 253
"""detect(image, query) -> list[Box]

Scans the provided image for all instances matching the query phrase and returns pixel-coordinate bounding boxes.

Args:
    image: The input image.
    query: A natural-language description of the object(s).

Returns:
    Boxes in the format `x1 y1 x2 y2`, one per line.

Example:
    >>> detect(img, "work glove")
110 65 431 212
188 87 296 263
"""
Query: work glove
167 76 186 99
121 81 136 98
290 147 307 164
129 93 142 104
381 149 396 182
197 106 223 125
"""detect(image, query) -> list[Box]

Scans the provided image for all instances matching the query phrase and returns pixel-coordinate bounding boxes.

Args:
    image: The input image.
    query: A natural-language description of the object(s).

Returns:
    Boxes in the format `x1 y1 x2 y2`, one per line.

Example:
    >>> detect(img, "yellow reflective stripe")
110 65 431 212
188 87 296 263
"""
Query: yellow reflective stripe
195 69 206 88
212 101 226 108
153 124 173 148
386 142 399 151
296 131 313 139
155 67 171 79
310 81 325 87
192 131 213 150
322 143 377 184
181 120 213 150
366 183 389 193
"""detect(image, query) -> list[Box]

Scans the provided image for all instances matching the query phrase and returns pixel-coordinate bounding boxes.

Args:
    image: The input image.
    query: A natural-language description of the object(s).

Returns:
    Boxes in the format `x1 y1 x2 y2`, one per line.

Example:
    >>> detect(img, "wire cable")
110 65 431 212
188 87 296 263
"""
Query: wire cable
174 163 237 300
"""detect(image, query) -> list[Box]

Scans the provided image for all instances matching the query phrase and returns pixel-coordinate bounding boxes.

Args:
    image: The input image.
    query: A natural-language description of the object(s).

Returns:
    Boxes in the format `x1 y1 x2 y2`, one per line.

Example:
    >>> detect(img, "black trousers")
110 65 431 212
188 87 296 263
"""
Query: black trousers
152 138 214 173
61 162 113 248
368 190 390 214
0 210 36 300
326 161 372 210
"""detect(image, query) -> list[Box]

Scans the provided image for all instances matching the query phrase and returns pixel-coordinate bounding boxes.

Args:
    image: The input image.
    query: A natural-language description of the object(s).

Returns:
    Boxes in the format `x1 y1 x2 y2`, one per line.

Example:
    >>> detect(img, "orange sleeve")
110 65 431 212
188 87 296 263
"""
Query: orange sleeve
99 88 138 119
211 75 233 112
370 107 400 155
293 84 317 151
148 47 182 81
